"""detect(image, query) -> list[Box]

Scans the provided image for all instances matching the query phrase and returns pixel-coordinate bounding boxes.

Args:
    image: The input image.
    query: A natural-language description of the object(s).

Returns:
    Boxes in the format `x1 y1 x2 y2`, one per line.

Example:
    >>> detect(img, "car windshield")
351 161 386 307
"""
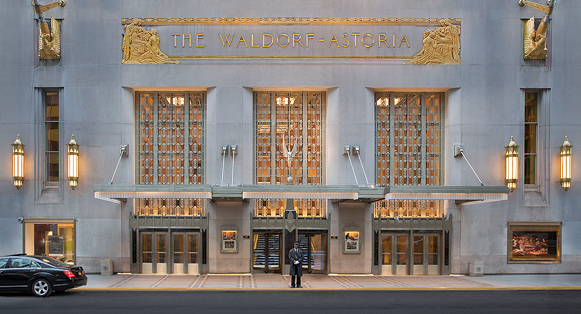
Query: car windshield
38 256 69 267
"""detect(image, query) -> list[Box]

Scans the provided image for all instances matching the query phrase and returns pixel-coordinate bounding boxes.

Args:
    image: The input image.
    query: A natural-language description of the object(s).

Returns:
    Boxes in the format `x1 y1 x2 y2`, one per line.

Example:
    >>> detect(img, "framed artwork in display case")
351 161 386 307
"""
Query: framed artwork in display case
48 236 64 256
508 222 561 264
343 227 360 253
221 226 238 253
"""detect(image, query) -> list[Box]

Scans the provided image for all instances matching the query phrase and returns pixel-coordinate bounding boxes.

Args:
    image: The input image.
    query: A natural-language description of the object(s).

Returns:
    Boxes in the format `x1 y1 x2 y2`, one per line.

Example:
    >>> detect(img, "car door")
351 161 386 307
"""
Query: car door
3 258 39 289
0 257 9 288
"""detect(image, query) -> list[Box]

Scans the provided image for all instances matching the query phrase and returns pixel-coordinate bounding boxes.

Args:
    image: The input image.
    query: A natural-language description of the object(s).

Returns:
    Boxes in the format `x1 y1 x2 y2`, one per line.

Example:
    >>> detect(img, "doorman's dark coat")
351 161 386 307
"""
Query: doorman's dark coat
289 248 304 276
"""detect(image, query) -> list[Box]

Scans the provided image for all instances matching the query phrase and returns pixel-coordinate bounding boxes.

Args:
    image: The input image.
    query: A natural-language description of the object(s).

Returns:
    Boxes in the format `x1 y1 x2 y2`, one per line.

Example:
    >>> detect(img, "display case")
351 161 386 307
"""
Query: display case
221 226 238 253
24 220 76 264
343 227 360 253
508 222 561 263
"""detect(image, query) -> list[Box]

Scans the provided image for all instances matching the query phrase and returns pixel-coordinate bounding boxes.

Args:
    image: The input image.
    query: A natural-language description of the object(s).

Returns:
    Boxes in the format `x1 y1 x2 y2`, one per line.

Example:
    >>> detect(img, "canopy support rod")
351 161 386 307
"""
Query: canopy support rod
231 145 237 186
221 145 228 186
353 145 369 186
109 145 128 185
344 145 359 186
454 144 485 186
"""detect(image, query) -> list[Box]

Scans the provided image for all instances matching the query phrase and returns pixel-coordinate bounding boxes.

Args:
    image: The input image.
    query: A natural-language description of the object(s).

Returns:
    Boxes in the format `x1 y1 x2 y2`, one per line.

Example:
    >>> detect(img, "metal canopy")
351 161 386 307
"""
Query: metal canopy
94 184 213 204
384 185 509 204
241 185 360 200
94 184 508 204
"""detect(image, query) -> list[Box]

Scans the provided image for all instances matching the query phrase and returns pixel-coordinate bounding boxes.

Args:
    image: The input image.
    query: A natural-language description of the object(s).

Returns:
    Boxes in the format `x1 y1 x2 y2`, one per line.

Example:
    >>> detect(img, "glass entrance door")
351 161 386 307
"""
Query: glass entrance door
383 233 439 275
413 234 440 275
253 232 281 273
172 232 199 274
381 234 409 275
141 232 167 274
395 234 408 275
413 235 425 275
298 233 327 273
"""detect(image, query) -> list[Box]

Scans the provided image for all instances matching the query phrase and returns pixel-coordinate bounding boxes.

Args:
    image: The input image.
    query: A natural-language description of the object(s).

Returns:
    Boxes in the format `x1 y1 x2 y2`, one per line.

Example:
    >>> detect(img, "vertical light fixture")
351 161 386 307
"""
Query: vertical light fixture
560 136 572 191
505 136 519 192
67 134 79 190
12 134 24 190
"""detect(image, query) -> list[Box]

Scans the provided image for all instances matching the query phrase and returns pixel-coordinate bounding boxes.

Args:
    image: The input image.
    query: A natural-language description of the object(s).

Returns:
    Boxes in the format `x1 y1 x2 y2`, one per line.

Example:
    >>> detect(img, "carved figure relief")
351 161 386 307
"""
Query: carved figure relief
33 1 66 14
122 19 179 64
404 18 461 65
39 17 61 59
524 16 548 60
519 0 555 60
281 135 298 184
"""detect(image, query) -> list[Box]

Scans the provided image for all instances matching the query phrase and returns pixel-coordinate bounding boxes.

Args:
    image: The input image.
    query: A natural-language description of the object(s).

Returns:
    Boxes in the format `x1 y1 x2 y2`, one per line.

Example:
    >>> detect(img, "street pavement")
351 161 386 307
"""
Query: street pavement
79 273 581 290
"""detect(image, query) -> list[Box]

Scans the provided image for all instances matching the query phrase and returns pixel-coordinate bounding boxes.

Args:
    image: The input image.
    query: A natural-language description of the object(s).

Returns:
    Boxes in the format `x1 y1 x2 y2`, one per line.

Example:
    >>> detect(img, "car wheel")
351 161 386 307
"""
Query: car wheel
32 278 52 297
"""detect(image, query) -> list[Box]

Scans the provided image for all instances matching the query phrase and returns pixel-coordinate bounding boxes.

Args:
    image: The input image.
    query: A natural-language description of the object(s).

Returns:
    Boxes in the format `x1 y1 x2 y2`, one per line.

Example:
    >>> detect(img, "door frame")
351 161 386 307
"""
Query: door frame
138 228 201 274
381 232 410 275
298 231 328 274
171 231 200 275
140 230 168 274
412 233 441 275
380 230 442 275
252 231 283 273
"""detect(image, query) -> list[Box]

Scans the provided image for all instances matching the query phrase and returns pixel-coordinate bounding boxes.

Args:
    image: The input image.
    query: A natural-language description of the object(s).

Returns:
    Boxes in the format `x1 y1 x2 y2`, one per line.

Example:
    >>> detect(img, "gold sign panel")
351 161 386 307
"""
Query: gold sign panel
121 17 461 64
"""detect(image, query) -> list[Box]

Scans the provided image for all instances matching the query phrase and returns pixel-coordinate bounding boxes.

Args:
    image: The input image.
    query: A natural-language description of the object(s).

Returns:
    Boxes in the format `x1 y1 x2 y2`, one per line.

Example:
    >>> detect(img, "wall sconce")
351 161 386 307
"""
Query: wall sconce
12 134 24 190
67 134 79 190
505 136 519 192
560 136 572 191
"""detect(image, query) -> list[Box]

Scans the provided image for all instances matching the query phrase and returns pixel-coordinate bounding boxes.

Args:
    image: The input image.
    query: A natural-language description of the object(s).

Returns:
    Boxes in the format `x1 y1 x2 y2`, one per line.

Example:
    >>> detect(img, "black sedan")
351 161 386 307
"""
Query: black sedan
0 255 87 297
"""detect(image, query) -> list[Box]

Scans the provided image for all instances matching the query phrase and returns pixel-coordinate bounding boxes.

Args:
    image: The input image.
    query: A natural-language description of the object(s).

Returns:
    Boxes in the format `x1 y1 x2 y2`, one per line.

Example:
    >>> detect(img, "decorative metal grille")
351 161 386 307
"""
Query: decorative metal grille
158 94 185 184
376 96 390 186
189 93 205 185
256 93 272 185
374 93 442 218
139 94 155 185
136 92 206 216
275 93 303 185
254 92 325 217
306 93 323 185
426 94 441 186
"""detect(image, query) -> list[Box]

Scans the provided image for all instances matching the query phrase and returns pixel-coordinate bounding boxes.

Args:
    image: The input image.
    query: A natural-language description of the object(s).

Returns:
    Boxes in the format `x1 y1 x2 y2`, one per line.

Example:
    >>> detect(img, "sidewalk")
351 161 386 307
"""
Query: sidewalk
79 273 581 290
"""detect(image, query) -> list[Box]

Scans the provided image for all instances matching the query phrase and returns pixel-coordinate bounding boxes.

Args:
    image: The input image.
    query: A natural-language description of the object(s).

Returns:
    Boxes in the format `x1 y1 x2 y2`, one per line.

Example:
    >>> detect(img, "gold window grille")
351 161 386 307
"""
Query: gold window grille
375 93 442 218
254 92 325 217
136 92 206 216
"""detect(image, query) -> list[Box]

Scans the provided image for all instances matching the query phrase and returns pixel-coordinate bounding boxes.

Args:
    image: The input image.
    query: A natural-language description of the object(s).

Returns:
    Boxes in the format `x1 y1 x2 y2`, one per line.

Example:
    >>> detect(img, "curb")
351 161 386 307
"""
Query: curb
75 286 581 291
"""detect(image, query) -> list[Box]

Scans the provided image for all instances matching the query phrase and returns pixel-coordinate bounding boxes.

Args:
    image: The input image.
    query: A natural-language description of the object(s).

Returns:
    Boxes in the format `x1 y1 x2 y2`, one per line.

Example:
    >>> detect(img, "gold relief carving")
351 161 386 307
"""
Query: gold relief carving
39 17 61 60
33 0 66 14
518 0 555 15
524 16 548 60
168 55 413 60
121 17 461 26
122 19 179 64
404 18 461 65
519 1 555 60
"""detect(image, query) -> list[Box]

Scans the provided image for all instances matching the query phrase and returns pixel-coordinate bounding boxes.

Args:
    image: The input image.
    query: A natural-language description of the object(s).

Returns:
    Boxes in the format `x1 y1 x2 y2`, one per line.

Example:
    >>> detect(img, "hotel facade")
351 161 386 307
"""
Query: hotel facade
1 0 580 276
